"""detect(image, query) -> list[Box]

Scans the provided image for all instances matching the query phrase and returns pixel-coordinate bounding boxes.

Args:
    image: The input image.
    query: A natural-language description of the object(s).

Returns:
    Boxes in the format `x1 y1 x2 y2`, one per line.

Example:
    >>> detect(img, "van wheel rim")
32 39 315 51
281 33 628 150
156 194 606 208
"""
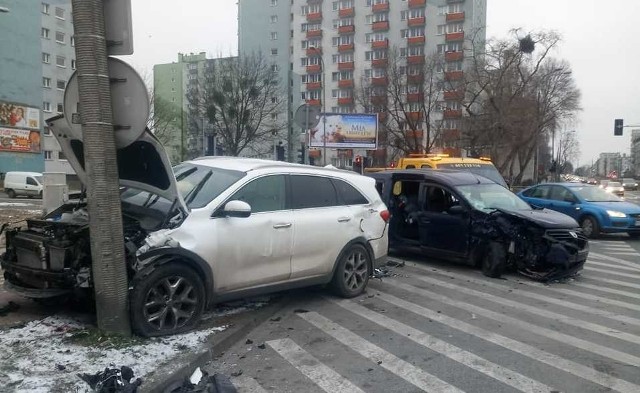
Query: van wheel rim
143 276 198 331
343 251 368 290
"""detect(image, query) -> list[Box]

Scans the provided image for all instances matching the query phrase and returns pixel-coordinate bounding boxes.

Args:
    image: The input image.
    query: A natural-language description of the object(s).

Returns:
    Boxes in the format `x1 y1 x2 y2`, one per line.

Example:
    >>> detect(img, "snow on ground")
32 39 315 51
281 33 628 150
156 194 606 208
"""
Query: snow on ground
0 315 227 392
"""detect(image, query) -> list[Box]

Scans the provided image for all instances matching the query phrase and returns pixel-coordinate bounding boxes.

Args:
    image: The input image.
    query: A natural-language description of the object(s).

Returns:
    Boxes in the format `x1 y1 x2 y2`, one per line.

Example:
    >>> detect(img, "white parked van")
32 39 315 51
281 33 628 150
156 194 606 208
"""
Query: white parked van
3 171 44 198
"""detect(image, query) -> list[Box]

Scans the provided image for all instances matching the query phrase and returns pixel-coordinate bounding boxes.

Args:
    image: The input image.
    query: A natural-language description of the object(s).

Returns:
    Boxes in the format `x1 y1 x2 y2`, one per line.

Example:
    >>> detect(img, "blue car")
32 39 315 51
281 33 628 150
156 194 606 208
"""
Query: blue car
518 183 640 238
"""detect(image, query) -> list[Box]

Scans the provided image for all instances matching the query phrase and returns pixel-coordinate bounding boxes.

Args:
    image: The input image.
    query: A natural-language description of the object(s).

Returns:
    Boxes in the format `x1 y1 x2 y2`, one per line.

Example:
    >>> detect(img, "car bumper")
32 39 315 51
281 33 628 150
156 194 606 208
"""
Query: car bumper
601 216 640 233
1 257 76 297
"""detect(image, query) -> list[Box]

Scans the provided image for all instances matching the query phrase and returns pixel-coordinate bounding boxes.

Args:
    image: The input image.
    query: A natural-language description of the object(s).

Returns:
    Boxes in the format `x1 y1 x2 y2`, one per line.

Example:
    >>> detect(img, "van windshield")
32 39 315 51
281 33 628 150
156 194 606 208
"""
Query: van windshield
35 176 43 184
436 163 508 188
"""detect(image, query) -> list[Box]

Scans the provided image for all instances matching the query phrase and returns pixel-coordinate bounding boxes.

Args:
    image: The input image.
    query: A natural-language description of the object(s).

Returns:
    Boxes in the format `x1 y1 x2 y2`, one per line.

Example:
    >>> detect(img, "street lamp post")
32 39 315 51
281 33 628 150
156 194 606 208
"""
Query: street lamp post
309 47 327 166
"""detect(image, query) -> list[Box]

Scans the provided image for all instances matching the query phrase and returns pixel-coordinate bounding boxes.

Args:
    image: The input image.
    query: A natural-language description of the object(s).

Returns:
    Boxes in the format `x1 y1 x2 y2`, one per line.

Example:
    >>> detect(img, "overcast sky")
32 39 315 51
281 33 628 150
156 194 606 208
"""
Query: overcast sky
125 0 640 166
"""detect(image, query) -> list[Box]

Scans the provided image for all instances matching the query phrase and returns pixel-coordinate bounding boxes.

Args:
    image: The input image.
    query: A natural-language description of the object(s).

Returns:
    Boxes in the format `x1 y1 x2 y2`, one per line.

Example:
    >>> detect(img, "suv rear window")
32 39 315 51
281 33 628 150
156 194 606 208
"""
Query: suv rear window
332 179 368 205
290 175 338 209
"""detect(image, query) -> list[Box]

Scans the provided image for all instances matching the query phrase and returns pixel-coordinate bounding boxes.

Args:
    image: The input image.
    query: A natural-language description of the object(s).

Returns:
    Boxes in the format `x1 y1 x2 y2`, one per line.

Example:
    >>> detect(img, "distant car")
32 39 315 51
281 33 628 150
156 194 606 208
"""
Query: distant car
518 183 640 238
366 170 588 281
586 178 598 185
2 171 43 198
605 181 625 197
598 180 609 189
622 178 638 191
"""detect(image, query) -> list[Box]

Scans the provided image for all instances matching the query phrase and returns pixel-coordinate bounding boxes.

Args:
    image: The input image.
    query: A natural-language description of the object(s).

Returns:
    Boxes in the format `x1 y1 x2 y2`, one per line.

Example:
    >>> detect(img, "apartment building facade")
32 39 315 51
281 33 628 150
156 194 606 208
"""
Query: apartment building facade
239 0 487 167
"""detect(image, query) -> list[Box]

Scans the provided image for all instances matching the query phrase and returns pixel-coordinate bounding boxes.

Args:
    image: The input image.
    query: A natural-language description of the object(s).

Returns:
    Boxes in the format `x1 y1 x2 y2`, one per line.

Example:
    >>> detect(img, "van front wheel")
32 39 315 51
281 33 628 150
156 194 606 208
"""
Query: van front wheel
6 189 16 198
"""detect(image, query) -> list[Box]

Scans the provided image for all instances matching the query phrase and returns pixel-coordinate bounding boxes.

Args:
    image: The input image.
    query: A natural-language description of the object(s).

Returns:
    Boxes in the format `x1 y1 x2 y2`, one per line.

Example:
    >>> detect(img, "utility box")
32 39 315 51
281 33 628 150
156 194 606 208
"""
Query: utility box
43 172 69 214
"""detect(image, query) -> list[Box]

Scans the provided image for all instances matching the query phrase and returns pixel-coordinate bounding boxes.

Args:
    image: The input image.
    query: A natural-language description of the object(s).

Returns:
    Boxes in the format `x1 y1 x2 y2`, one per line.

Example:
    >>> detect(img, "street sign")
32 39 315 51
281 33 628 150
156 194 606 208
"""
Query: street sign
614 118 624 136
294 104 321 130
104 0 133 55
63 57 149 148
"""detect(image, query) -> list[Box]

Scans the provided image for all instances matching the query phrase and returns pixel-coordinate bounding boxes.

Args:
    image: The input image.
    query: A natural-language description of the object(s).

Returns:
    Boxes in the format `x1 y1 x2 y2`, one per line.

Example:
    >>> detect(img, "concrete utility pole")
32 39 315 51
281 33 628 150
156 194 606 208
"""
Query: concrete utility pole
71 0 131 335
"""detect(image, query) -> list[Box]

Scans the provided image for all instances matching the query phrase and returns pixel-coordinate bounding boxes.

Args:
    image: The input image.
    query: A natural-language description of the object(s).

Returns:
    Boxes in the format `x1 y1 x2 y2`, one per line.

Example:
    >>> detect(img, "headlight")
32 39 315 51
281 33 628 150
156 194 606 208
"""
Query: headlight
607 210 627 218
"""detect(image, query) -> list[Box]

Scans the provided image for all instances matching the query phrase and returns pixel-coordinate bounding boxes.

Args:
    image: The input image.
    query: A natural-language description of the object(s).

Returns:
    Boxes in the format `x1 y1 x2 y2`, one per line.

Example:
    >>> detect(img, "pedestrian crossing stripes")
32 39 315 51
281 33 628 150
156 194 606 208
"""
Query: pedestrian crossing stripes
587 260 640 273
584 266 640 280
222 254 640 393
589 252 640 269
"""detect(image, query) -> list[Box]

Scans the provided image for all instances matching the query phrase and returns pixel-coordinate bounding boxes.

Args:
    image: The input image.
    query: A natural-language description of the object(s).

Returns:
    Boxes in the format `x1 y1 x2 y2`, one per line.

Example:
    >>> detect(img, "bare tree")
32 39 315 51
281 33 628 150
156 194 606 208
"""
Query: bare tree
555 128 580 174
188 53 285 157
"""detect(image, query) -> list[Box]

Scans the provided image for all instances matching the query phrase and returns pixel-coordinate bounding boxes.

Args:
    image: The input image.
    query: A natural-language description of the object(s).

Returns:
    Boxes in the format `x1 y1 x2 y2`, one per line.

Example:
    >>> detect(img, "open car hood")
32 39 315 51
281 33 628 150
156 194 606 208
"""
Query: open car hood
500 208 580 229
46 115 187 212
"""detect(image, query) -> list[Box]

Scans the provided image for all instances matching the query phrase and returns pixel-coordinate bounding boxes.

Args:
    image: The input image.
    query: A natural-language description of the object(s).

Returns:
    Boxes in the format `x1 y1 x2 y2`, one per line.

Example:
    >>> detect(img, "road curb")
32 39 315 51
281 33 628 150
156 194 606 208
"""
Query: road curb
141 298 290 393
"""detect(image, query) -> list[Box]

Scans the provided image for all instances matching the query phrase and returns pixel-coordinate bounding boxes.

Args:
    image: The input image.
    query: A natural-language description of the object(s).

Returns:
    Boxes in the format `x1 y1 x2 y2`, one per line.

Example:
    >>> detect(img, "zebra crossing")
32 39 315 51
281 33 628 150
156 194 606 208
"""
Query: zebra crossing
206 251 640 393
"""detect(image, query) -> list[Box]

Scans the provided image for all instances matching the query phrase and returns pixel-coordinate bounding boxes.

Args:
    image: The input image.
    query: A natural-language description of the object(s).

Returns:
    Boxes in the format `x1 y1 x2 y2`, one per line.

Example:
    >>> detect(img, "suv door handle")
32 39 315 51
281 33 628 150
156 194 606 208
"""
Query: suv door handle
273 223 292 229
338 217 351 223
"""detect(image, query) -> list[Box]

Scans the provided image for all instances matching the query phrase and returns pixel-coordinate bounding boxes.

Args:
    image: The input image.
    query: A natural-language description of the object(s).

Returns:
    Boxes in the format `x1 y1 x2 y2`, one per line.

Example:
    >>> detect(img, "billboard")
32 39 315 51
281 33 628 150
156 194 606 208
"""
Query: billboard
0 100 40 130
0 128 41 153
309 113 378 149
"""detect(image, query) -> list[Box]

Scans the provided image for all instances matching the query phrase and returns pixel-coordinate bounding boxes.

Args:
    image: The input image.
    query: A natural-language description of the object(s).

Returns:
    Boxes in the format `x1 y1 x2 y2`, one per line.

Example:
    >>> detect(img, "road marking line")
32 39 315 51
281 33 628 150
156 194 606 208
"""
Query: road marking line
384 277 640 367
587 261 640 273
232 375 269 393
586 276 640 290
571 281 640 301
411 274 640 346
599 244 634 249
266 338 365 393
589 252 640 270
609 252 640 257
371 288 640 393
406 264 640 324
328 297 555 393
297 311 464 393
586 266 640 279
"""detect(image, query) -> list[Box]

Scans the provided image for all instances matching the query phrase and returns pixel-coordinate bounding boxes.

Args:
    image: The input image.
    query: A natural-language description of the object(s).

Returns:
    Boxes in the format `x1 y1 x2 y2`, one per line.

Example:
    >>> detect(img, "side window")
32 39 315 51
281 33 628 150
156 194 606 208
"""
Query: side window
375 180 384 196
230 175 285 213
549 186 574 202
332 178 369 205
26 177 38 186
425 186 456 213
290 175 338 209
529 186 550 199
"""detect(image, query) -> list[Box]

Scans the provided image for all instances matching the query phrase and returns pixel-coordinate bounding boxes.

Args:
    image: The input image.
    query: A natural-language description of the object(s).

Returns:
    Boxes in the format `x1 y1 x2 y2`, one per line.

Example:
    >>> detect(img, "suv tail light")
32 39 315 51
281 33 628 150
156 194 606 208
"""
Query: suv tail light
379 210 390 223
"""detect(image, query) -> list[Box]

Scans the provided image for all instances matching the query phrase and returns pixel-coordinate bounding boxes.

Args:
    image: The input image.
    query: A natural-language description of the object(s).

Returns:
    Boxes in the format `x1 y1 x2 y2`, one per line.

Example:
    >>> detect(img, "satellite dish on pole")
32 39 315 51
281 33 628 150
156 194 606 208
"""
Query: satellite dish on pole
64 57 149 148
294 104 321 130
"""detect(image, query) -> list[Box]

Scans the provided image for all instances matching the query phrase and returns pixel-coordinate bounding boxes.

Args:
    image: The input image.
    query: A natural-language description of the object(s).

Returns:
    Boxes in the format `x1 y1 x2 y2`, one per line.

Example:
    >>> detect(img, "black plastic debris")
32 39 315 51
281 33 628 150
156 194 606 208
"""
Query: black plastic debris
386 259 406 268
165 368 237 393
0 301 20 317
78 365 142 392
293 309 309 314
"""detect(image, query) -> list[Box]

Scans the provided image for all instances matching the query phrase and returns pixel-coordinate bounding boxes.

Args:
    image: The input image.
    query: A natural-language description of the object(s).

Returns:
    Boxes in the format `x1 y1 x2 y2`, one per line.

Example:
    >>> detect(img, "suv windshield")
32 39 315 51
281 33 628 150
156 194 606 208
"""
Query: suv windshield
437 163 507 188
571 185 623 202
458 183 531 211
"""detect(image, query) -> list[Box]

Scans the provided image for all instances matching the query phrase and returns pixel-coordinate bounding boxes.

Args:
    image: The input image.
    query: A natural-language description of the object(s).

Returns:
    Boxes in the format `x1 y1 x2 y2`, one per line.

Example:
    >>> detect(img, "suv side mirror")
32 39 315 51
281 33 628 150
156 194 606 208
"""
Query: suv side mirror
222 200 252 218
448 205 466 215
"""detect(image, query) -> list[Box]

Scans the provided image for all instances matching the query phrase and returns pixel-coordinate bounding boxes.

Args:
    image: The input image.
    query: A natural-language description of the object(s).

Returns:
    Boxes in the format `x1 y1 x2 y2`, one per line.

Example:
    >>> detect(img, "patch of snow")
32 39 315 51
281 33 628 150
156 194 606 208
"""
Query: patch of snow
0 315 226 392
0 203 40 208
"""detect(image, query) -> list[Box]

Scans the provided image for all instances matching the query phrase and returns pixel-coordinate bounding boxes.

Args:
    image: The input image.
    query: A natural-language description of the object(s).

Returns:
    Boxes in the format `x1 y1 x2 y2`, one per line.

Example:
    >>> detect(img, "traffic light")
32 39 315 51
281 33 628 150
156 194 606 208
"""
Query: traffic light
276 143 285 161
297 144 306 164
614 119 623 136
353 155 363 172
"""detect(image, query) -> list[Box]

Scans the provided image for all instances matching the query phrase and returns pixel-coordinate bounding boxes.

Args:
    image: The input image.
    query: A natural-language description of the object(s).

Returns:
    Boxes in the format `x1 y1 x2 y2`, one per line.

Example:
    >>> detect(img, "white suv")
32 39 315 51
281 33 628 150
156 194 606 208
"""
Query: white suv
1 117 389 336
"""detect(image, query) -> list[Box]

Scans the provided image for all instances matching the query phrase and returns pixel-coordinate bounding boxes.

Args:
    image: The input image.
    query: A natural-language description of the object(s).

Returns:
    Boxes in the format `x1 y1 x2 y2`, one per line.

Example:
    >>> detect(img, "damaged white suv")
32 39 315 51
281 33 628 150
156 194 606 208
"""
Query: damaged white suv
1 116 389 336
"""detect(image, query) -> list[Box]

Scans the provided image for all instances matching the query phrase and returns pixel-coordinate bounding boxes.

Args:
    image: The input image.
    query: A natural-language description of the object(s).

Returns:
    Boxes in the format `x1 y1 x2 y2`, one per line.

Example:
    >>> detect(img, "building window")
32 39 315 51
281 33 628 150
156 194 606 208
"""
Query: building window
57 80 66 90
271 15 278 23
42 52 50 63
271 0 277 6
55 7 64 19
437 25 446 35
41 28 50 39
44 126 52 136
270 32 278 40
58 151 67 160
56 103 64 113
271 48 278 55
56 31 65 44
71 59 76 69
272 64 279 72
43 102 52 112
44 151 53 160
56 56 66 68
70 36 75 46
43 77 51 88
42 3 49 14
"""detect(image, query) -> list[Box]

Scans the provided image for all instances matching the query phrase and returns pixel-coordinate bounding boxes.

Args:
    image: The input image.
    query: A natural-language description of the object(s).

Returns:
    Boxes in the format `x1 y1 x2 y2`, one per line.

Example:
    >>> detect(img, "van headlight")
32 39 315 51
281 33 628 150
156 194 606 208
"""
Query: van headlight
607 210 627 218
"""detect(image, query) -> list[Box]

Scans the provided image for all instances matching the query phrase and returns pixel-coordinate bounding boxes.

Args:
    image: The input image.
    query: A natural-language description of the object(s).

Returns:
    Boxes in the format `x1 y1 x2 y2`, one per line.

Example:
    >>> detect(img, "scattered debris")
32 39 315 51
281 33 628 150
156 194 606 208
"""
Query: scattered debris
0 301 20 317
257 343 266 350
190 367 203 385
270 316 281 322
56 364 67 371
245 339 253 345
78 365 142 392
471 313 477 320
377 360 383 365
293 309 309 314
230 370 243 377
386 259 406 268
167 368 237 393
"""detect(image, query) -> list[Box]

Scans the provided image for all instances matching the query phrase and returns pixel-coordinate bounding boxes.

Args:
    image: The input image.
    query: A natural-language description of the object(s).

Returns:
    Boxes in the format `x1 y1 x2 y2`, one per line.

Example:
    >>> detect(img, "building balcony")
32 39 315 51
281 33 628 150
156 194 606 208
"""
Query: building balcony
446 11 465 22
338 97 354 105
406 129 424 139
443 90 464 101
408 16 426 27
338 43 354 52
442 128 461 142
307 0 322 3
407 55 425 65
372 21 390 31
372 2 389 12
338 79 354 88
445 51 464 62
444 70 464 81
443 109 463 118
306 64 321 73
371 95 387 105
407 36 426 45
338 7 354 18
306 12 322 22
338 25 355 34
371 39 389 49
306 99 321 107
407 93 423 102
408 0 426 8
447 0 465 3
306 81 322 90
306 47 321 56
338 61 355 70
407 74 423 84
306 29 322 38
445 31 465 42
372 58 388 68
407 111 422 122
371 77 388 86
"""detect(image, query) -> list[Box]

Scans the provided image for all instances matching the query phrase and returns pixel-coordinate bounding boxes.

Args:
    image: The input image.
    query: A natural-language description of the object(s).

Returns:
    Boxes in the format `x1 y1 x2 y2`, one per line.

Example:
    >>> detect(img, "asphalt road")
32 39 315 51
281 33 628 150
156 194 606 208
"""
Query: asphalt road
204 239 640 393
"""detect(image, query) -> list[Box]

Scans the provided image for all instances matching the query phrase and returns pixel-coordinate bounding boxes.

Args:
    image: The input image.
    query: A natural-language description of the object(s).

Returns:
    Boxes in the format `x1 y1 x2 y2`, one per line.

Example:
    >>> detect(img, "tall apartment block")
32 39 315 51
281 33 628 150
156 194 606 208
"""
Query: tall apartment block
239 0 487 167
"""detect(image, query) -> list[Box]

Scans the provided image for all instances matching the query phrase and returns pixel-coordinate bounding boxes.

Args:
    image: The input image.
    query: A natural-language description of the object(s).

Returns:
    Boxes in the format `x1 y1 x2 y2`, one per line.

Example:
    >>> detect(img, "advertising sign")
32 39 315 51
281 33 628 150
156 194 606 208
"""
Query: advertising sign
0 100 40 130
309 113 378 149
0 128 41 153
